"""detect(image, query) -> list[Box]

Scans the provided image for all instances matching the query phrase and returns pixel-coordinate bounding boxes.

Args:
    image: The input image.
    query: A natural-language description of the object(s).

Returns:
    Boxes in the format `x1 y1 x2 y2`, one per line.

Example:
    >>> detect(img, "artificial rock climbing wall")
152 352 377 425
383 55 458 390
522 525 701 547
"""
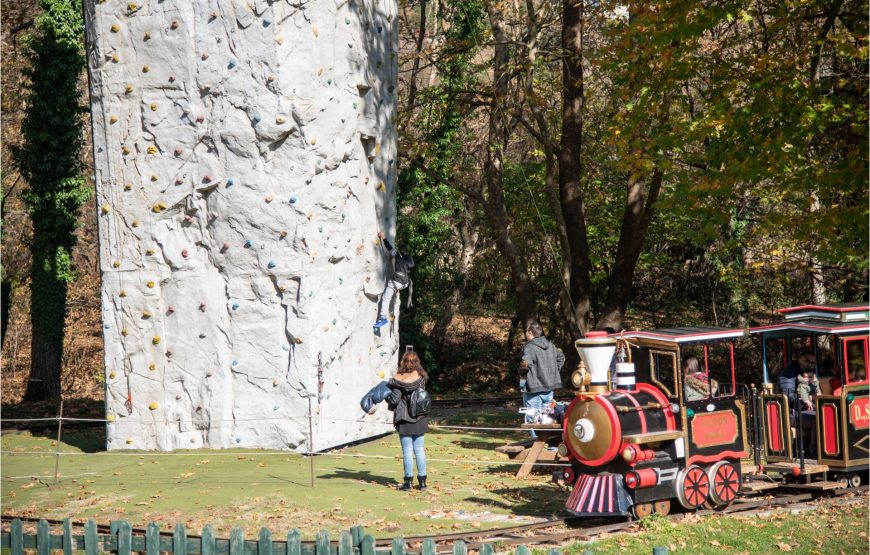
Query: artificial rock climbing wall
83 0 400 450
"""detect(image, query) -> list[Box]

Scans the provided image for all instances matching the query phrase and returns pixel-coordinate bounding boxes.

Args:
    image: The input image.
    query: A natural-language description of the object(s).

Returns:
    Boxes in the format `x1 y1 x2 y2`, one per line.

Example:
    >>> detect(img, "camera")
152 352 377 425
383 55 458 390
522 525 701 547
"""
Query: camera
405 345 414 353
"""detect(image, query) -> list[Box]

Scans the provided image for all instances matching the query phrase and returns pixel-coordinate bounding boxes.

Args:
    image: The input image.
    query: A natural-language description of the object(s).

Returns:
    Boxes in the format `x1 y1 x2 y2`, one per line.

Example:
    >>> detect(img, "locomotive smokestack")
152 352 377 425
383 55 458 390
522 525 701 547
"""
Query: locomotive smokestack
574 331 616 394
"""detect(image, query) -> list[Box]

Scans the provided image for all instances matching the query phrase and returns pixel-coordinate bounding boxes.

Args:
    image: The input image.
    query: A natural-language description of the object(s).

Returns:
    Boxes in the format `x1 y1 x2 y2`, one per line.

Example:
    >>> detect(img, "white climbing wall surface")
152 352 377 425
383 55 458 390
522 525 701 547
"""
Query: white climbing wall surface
83 0 399 450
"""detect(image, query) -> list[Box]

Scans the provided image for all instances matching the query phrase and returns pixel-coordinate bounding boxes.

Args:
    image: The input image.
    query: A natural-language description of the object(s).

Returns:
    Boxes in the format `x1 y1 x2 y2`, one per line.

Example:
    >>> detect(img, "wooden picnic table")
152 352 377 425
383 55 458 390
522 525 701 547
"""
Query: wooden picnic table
495 423 567 479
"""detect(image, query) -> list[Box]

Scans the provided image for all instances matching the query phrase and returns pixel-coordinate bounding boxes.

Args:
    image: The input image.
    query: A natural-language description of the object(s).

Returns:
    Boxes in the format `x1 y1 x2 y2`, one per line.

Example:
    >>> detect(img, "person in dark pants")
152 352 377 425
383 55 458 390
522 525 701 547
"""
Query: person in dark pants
387 351 429 490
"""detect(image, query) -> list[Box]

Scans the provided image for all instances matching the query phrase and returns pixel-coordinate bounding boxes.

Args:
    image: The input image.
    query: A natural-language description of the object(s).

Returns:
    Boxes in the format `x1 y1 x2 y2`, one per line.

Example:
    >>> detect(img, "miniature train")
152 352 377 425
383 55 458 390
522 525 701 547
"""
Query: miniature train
557 303 869 518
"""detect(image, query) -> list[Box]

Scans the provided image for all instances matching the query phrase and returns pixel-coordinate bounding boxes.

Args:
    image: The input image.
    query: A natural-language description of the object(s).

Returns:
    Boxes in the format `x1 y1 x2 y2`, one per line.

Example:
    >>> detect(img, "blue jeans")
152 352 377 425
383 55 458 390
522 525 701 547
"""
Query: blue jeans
523 391 554 438
399 434 426 477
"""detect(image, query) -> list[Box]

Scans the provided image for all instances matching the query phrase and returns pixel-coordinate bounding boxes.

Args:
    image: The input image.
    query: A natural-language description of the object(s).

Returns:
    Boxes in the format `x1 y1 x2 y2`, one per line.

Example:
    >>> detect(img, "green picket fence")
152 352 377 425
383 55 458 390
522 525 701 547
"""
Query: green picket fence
0 518 671 555
0 519 552 555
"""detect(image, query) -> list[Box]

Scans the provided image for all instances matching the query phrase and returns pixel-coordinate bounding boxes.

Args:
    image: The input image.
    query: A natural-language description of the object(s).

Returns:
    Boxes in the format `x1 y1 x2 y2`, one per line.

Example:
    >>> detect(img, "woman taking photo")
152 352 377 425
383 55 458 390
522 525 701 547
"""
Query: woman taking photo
387 350 429 490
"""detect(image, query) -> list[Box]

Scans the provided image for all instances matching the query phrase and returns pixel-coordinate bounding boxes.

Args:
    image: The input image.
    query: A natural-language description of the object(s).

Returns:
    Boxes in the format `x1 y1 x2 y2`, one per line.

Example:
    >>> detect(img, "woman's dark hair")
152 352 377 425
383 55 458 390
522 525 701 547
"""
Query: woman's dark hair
398 351 428 378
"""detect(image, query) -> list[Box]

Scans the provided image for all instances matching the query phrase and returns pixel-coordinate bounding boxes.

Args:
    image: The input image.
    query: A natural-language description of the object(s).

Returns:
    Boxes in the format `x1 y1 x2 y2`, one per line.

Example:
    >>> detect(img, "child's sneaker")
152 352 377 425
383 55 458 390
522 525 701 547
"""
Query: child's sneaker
373 317 388 328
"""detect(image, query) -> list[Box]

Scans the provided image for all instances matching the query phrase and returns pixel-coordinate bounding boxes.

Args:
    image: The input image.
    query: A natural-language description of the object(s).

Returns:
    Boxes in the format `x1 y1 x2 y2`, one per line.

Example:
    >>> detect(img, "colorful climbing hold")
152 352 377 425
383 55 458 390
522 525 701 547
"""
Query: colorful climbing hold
110 115 118 124
181 249 189 258
112 54 119 63
152 336 161 344
131 220 140 227
201 52 209 60
126 438 134 445
148 363 156 371
111 23 120 32
199 303 207 311
231 303 239 310
221 242 230 251
101 203 111 214
119 290 127 297
310 137 317 145
275 116 285 124
143 31 151 40
175 177 184 185
267 260 276 269
121 328 128 337
150 174 158 182
202 175 212 183
251 113 261 124
121 145 130 155
289 196 297 204
275 36 284 44
142 65 150 73
377 182 386 192
312 25 319 37
149 402 158 410
244 240 252 248
146 281 155 288
267 74 276 83
168 75 176 82
228 59 237 69
232 360 239 366
279 231 287 239
145 248 155 255
226 178 235 187
170 20 179 29
124 183 132 191
167 305 175 314
109 371 117 379
112 260 120 268
152 202 167 213
125 84 133 93
142 310 152 318
107 414 115 422
174 147 183 156
184 215 193 223
150 102 157 111
196 115 204 123
265 195 273 203
147 145 158 154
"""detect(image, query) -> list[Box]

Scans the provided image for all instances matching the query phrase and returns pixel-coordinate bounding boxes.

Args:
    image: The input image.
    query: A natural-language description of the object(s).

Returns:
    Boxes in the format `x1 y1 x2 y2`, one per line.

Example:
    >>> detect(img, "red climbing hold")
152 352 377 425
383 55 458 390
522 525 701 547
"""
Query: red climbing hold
181 249 189 258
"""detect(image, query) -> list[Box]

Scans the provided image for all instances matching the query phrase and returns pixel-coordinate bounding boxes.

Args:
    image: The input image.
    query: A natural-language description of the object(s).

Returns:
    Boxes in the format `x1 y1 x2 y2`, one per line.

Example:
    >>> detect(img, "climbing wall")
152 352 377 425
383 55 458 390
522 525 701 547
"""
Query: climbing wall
83 0 400 450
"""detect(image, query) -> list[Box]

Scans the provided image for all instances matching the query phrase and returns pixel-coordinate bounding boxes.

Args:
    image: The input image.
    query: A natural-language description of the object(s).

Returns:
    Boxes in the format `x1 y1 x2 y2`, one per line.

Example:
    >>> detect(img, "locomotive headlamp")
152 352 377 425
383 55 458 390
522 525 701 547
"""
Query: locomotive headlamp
574 332 617 394
574 418 596 443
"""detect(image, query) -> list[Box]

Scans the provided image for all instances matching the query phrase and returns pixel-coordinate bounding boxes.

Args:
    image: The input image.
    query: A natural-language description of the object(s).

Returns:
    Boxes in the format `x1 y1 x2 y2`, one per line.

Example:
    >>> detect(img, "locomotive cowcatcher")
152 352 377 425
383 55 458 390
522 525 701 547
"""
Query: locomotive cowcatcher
560 327 748 518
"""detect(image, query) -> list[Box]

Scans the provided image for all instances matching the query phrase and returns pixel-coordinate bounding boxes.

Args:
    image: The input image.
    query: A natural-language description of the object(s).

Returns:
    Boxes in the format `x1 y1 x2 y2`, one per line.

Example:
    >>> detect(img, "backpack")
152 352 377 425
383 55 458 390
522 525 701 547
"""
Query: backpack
392 253 415 287
408 382 430 418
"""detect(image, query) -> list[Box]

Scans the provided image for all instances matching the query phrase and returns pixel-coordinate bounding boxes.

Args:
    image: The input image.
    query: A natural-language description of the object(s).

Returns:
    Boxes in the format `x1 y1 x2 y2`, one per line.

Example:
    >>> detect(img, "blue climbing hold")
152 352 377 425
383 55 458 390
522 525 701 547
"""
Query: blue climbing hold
289 195 297 204
226 178 235 187
228 58 237 69
232 303 239 310
267 260 276 269
263 18 272 27
244 240 252 248
232 360 239 366
252 113 261 125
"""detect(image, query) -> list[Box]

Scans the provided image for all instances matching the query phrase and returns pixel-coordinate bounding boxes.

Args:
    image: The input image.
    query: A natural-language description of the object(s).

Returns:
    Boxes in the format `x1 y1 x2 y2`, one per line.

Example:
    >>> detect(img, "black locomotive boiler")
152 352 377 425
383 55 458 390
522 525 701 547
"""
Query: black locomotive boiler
559 328 749 518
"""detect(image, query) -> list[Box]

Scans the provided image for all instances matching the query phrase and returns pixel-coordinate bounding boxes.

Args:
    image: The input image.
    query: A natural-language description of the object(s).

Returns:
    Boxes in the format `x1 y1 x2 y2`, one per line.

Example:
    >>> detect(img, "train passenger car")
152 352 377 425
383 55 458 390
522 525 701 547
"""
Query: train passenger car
749 303 869 486
561 327 748 518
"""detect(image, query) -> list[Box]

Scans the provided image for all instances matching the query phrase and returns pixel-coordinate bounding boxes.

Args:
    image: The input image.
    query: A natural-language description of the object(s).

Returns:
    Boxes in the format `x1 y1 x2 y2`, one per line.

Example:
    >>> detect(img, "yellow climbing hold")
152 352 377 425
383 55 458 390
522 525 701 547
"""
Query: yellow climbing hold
127 3 138 11
124 183 132 191
265 195 273 203
119 290 127 297
152 336 161 345
377 182 386 192
106 414 115 422
310 137 317 145
150 174 158 181
149 402 158 410
101 203 111 214
112 260 120 268
272 380 279 387
142 311 152 319
152 202 166 212
110 24 120 32
145 248 155 256
143 31 151 40
125 84 133 93
146 281 155 288
131 220 140 227
275 35 284 44
110 115 119 124
378 371 385 379
148 363 156 371
312 25 319 37
121 328 128 337
150 103 157 111
109 371 117 379
121 145 130 155
126 438 134 445
112 54 119 63
147 146 157 155
142 65 149 73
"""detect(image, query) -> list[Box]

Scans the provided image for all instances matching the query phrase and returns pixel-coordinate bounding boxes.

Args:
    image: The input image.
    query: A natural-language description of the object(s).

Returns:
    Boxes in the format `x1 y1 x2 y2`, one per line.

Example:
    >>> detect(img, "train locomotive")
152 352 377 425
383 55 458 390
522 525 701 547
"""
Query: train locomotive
557 303 869 519
559 328 747 518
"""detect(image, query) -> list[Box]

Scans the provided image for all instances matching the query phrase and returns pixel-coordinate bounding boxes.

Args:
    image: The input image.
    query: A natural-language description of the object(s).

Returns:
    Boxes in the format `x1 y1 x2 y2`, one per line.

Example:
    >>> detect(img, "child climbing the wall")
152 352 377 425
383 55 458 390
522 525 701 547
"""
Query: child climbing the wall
374 231 414 329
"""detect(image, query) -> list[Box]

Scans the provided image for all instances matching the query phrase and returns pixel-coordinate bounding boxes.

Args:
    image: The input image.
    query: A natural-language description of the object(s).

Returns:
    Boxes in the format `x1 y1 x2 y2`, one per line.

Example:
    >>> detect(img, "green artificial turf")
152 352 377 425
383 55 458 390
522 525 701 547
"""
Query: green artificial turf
1 407 566 537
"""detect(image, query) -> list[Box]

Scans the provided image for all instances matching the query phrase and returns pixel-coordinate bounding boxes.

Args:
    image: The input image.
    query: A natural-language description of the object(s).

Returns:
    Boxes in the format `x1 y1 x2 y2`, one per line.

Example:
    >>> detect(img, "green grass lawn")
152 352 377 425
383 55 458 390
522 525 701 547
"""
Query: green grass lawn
1 407 567 537
573 497 869 555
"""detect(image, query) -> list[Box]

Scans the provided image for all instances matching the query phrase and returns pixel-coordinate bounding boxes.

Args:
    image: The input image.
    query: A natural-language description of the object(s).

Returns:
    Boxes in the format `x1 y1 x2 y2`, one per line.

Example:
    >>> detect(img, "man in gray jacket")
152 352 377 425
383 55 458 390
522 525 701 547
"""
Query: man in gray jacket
519 321 565 433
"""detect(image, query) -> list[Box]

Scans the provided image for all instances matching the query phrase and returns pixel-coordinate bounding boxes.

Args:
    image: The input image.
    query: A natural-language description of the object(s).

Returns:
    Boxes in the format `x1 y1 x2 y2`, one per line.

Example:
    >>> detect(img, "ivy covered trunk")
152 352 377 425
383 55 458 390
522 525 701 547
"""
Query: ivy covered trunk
15 0 90 402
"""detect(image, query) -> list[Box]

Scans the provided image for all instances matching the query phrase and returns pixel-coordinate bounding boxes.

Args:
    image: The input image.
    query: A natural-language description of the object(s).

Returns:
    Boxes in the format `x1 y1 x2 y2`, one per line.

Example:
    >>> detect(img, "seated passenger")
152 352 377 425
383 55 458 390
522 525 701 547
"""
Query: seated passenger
683 356 710 402
797 368 819 412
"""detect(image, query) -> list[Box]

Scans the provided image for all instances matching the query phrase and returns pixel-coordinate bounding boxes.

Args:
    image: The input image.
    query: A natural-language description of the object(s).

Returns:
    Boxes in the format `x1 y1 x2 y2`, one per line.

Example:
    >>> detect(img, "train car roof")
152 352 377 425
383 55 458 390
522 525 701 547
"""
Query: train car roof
749 318 870 337
612 326 746 344
776 302 869 323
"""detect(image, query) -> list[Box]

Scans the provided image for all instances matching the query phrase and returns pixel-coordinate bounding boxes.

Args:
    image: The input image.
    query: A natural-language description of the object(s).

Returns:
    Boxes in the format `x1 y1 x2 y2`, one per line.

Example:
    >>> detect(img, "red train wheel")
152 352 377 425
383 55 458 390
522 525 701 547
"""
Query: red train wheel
708 462 740 506
677 465 710 509
653 499 671 516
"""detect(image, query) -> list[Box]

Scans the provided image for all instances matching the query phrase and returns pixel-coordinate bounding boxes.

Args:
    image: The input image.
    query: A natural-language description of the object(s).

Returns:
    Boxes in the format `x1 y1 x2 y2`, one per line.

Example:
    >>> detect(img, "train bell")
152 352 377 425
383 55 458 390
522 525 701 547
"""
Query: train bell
574 331 616 394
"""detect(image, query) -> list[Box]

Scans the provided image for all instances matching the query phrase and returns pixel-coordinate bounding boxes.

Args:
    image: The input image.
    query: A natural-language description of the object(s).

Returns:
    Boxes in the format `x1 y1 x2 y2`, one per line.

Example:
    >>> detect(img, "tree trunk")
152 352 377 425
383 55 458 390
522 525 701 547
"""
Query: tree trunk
431 212 479 353
483 3 538 326
24 243 67 401
596 168 663 331
558 0 592 334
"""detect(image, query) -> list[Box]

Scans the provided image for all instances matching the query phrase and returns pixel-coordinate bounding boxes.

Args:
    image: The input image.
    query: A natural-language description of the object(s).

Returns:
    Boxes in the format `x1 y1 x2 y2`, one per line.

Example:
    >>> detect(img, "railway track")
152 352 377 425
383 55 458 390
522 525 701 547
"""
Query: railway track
2 486 865 552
